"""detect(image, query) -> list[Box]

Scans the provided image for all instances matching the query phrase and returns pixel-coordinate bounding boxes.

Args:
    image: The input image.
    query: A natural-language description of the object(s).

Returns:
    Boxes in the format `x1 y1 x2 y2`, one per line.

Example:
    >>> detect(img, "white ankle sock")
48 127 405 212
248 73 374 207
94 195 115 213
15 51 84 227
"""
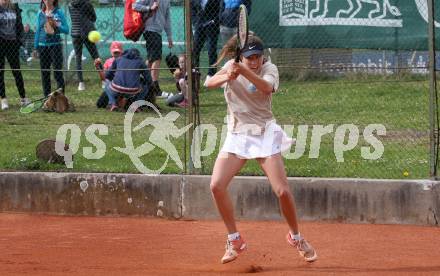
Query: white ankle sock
290 231 302 241
227 232 240 241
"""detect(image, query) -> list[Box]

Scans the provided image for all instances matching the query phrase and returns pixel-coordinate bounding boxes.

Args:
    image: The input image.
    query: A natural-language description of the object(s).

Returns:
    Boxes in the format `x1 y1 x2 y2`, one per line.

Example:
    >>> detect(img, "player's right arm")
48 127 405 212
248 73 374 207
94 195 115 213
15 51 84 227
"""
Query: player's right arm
206 60 238 89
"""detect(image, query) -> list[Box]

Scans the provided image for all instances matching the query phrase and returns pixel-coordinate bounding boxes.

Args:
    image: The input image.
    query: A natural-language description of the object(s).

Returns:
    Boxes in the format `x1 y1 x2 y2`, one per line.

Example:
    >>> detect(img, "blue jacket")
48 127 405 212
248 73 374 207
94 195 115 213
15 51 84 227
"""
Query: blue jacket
219 0 251 28
34 7 69 48
106 48 152 94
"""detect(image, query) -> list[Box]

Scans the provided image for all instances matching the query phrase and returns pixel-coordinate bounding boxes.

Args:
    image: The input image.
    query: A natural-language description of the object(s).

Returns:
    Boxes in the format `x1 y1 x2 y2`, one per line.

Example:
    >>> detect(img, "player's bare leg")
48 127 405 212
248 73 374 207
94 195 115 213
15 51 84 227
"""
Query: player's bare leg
210 152 247 263
257 153 317 262
211 152 246 233
257 154 299 231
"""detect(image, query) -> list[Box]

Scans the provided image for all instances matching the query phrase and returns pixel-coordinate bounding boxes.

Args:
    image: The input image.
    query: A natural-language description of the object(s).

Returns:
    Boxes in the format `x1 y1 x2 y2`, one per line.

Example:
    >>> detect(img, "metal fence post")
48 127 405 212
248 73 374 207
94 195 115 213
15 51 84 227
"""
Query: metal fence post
63 3 68 78
184 0 194 174
427 0 438 179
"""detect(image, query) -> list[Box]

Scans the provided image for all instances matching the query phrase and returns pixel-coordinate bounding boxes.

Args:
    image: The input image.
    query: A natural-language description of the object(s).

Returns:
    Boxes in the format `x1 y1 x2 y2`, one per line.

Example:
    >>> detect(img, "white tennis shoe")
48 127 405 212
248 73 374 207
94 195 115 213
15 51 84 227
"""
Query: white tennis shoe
286 233 318 262
221 236 247 264
20 98 31 107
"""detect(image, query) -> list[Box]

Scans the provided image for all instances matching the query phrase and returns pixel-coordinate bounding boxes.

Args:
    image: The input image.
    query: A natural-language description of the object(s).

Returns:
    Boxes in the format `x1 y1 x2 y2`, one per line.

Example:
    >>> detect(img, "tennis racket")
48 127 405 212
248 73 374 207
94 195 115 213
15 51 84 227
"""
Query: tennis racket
20 97 47 114
235 4 249 63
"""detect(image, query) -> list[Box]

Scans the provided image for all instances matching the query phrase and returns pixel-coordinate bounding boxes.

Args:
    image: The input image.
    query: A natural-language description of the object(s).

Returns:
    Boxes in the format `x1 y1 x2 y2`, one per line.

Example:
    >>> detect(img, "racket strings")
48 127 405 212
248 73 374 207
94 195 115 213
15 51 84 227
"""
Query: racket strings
238 7 248 48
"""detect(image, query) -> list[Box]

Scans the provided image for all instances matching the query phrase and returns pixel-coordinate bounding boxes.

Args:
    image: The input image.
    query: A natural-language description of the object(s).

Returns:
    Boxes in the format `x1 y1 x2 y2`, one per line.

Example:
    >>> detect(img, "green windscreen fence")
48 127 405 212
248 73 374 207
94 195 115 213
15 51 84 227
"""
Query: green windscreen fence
251 0 440 50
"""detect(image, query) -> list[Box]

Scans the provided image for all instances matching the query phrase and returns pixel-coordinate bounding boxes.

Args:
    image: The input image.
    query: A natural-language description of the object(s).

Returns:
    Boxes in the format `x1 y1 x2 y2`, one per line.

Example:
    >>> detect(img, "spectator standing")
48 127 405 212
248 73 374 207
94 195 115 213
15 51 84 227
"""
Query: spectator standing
219 0 251 44
133 0 174 99
191 0 220 85
68 0 102 91
0 0 29 110
34 0 69 97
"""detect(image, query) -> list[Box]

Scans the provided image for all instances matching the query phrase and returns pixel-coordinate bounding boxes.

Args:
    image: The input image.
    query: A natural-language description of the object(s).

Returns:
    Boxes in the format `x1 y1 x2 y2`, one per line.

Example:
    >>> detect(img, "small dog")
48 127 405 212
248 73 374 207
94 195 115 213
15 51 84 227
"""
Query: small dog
44 14 56 35
43 89 75 113
36 139 72 164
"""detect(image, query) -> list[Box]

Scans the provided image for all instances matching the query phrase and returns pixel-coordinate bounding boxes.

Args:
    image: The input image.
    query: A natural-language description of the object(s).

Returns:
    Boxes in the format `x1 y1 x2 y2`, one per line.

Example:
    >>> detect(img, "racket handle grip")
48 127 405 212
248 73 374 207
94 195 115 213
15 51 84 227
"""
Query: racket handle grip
235 46 241 62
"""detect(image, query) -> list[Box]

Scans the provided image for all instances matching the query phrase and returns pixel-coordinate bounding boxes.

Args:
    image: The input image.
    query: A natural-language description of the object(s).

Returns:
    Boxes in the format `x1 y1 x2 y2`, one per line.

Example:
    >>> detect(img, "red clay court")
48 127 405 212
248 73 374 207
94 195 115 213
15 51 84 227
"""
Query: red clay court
0 213 439 275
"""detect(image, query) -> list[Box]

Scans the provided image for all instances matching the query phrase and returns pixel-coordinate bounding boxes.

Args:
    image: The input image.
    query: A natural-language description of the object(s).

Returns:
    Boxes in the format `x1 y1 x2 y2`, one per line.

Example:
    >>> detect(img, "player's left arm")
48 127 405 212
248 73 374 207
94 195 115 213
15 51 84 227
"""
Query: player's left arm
233 62 276 95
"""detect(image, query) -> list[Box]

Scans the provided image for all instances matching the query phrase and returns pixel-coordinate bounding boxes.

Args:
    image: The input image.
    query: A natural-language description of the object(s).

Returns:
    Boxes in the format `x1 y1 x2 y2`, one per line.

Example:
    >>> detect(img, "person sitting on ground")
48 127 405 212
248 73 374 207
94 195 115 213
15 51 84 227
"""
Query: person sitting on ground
104 48 151 112
103 41 123 72
96 41 123 108
166 54 187 108
166 54 201 108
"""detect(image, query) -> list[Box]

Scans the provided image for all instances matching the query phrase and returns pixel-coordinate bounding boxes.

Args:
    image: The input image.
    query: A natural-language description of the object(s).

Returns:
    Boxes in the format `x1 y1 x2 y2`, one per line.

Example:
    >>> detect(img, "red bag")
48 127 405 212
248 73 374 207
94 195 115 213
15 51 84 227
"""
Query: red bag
123 0 144 42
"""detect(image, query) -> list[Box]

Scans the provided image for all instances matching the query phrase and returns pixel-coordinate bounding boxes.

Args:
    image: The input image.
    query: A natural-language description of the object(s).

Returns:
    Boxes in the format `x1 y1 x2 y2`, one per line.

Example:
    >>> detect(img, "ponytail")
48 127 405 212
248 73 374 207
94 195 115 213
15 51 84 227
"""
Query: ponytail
213 35 238 67
213 32 264 67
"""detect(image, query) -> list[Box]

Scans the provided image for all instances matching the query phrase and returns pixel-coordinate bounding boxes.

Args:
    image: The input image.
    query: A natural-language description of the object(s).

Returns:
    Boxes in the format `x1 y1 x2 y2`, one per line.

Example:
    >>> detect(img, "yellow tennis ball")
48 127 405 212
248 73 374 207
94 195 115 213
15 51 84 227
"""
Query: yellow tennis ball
88 31 101 43
403 171 409 177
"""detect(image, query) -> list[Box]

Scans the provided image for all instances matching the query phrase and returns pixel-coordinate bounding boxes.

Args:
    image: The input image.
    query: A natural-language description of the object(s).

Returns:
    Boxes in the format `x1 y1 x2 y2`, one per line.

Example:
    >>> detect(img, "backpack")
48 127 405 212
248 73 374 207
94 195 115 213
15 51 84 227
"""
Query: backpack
123 0 144 42
96 91 109 108
165 52 179 74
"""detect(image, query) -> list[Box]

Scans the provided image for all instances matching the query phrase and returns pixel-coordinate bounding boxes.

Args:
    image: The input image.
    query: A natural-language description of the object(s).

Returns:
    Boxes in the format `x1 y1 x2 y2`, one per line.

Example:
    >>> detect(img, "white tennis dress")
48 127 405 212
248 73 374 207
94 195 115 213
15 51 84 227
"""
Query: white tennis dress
221 120 295 159
219 60 294 159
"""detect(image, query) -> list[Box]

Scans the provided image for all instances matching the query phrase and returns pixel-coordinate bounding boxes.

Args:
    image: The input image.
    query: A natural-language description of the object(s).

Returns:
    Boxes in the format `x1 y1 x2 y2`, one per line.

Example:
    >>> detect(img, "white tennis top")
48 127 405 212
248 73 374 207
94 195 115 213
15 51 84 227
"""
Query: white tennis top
220 60 293 159
222 59 280 135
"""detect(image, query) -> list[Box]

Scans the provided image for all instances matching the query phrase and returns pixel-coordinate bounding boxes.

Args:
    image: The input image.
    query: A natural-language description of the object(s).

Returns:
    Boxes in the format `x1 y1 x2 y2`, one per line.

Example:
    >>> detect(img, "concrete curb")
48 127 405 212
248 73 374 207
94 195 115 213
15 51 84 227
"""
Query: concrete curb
0 172 439 225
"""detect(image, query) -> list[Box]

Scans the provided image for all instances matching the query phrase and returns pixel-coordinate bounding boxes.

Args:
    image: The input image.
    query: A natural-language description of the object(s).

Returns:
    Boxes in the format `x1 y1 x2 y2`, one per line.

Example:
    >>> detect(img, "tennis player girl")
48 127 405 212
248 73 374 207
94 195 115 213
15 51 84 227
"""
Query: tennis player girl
205 34 318 264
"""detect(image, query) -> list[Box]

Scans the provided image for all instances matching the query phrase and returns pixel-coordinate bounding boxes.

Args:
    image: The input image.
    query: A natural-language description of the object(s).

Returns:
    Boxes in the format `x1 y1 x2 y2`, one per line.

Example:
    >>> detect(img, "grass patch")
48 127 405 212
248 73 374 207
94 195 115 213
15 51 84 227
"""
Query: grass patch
0 65 432 179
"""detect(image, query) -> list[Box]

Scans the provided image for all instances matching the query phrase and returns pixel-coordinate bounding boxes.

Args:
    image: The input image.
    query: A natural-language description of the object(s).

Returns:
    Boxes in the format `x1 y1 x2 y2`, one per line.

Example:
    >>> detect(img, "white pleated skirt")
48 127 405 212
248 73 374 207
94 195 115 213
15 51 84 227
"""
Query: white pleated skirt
220 122 295 159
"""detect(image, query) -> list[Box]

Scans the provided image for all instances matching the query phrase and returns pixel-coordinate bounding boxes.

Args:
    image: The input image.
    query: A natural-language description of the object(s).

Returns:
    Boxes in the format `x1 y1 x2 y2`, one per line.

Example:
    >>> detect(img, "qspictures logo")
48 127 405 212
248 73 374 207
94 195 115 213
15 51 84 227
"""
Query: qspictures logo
54 100 386 175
